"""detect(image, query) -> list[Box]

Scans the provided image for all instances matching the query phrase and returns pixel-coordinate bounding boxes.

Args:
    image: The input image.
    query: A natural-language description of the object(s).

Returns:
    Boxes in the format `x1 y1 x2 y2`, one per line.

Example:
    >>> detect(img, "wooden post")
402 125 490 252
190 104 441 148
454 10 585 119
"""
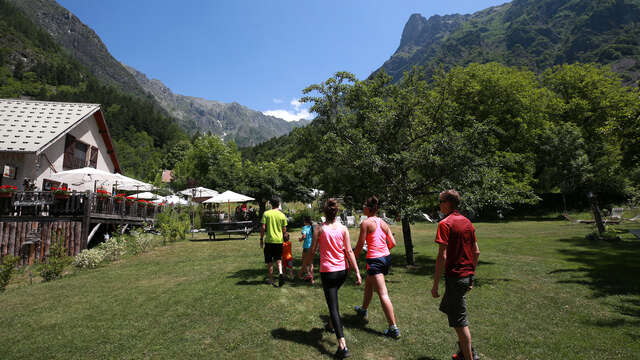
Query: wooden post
81 194 91 250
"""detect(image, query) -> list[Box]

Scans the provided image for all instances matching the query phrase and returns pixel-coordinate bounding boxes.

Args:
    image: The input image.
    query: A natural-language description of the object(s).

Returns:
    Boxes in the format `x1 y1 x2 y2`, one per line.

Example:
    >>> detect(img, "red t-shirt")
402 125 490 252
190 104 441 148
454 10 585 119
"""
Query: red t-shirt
435 210 477 278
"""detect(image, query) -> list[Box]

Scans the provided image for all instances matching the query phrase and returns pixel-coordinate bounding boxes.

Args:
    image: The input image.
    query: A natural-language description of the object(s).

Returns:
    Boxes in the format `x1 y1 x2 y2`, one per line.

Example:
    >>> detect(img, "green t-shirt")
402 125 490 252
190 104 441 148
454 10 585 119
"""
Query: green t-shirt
261 209 288 243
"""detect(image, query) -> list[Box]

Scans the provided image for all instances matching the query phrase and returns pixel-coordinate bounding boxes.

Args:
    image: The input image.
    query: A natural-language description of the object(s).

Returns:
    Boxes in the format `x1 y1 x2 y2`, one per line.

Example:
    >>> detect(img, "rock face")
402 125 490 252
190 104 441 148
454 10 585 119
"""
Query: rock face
125 65 308 147
7 0 145 96
375 0 640 84
9 0 307 147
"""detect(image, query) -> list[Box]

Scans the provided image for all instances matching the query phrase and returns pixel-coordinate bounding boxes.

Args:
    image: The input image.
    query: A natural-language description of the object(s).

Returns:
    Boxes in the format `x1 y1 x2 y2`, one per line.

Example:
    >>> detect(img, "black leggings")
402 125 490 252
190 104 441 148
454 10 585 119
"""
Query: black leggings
321 270 347 340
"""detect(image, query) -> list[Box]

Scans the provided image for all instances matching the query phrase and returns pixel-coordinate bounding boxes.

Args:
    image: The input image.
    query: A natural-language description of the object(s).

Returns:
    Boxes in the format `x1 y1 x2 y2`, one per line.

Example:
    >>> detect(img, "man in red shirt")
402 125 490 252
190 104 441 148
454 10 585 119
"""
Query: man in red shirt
431 189 480 360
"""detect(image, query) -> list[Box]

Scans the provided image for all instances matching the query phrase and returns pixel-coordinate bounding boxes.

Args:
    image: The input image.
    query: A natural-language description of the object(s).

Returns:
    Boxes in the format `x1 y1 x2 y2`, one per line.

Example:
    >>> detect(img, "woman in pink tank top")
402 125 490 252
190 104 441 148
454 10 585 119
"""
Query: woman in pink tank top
303 198 361 358
353 195 400 339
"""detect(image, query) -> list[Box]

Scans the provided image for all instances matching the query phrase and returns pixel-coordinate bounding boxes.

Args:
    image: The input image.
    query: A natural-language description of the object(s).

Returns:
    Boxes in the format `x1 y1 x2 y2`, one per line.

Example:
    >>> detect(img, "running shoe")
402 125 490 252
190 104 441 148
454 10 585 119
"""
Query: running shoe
278 273 284 287
452 344 479 360
354 305 368 322
383 325 400 339
334 346 350 358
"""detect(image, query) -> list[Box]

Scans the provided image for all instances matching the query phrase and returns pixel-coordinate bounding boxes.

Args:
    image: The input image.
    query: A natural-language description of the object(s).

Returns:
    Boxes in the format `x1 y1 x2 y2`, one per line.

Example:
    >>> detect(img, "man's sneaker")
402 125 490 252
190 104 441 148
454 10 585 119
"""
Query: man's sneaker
354 306 369 322
452 344 479 360
335 346 350 358
278 273 285 287
383 325 400 339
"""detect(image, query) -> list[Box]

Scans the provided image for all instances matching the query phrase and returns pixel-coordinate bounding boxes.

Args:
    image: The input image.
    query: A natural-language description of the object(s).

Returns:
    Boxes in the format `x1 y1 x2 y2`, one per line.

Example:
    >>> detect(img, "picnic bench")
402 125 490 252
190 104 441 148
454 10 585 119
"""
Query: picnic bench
205 221 254 241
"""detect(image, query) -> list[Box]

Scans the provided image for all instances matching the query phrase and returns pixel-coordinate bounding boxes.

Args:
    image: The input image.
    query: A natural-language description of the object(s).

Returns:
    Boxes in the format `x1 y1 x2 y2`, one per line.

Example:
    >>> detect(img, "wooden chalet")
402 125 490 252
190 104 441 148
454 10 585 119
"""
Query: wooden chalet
0 99 164 265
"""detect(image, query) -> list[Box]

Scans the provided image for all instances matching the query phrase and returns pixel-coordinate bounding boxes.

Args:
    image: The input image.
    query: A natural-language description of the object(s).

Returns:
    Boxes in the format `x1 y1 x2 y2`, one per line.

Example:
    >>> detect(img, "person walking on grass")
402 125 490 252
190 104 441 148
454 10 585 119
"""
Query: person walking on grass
353 195 400 339
260 196 288 287
431 189 480 360
303 198 361 358
298 216 315 284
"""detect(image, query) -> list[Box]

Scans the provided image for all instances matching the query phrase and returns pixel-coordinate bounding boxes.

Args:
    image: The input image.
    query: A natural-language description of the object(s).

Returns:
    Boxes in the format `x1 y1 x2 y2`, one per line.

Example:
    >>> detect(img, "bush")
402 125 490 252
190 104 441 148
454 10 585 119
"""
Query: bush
39 228 72 281
124 229 154 255
98 236 126 262
156 207 190 244
73 248 106 269
0 255 19 292
290 208 318 228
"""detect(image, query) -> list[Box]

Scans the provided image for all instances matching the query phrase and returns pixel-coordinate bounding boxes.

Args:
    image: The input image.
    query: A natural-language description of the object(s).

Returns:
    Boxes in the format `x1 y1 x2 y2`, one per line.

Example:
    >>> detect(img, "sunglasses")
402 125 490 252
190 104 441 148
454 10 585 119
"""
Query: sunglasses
439 199 446 203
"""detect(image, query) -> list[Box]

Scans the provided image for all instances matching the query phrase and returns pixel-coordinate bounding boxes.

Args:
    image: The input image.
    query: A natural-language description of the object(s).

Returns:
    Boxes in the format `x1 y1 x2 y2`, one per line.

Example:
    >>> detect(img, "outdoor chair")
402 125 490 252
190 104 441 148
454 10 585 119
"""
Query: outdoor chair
359 215 367 225
626 214 640 222
610 207 623 220
346 216 356 227
422 213 435 223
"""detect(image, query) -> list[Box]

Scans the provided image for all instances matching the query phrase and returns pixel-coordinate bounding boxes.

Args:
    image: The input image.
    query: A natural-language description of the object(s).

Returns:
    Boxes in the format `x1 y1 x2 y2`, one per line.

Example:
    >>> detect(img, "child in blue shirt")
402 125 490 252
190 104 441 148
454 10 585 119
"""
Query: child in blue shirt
298 216 314 284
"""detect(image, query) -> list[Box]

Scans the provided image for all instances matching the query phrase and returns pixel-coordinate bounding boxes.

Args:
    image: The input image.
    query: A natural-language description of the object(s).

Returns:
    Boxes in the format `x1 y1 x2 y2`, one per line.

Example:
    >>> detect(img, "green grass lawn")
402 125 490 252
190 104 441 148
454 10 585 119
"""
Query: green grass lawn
1 219 639 359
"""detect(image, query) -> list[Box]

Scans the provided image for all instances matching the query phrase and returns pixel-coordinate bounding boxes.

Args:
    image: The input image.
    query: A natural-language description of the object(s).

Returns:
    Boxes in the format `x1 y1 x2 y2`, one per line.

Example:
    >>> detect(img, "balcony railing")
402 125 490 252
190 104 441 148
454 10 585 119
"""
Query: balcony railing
0 191 165 220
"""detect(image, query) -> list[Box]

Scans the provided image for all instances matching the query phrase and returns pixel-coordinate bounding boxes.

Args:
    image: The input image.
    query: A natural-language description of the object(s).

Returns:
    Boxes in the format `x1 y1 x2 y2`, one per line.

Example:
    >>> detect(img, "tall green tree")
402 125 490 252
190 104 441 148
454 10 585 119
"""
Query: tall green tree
172 135 243 191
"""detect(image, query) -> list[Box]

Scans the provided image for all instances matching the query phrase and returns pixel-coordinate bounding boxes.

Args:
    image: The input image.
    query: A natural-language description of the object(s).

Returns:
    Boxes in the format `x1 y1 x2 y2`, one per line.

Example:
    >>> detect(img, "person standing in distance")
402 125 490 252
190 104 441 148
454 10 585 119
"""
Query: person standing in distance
431 190 480 360
260 196 288 287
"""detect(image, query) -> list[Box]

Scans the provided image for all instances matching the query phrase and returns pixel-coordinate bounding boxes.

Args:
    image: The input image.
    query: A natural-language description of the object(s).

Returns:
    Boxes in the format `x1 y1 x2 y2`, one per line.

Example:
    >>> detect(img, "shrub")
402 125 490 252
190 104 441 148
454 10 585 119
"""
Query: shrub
73 248 106 269
124 229 154 255
156 207 190 244
39 228 72 281
98 236 126 262
0 255 20 292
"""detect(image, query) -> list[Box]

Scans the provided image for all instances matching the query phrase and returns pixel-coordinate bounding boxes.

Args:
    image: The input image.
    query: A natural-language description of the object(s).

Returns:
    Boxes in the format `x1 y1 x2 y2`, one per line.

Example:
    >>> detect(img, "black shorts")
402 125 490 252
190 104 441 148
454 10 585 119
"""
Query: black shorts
439 275 473 328
366 255 391 276
264 243 283 264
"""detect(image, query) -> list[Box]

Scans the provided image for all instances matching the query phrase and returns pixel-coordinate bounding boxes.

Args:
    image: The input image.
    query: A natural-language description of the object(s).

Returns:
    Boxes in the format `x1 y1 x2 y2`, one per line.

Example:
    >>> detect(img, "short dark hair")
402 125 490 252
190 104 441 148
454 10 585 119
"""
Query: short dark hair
439 189 461 209
270 196 280 208
304 216 312 223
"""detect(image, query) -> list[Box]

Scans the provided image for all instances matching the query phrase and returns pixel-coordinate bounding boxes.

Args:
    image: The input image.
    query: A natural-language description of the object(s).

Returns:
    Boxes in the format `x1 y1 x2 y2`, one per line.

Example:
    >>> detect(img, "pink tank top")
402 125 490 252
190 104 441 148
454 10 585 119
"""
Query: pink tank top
366 217 390 259
319 223 347 273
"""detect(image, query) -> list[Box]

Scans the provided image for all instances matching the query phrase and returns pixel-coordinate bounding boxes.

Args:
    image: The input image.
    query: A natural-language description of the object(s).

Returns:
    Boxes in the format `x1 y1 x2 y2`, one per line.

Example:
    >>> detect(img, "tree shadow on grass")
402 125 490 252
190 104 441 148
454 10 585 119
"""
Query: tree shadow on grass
415 357 438 360
227 268 270 286
271 327 333 356
553 236 640 323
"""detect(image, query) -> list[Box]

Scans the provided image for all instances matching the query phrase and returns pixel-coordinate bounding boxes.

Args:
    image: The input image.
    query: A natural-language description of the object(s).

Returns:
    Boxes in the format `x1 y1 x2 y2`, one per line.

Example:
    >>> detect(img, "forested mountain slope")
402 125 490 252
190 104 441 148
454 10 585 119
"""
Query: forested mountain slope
8 0 306 147
377 0 640 84
0 0 187 180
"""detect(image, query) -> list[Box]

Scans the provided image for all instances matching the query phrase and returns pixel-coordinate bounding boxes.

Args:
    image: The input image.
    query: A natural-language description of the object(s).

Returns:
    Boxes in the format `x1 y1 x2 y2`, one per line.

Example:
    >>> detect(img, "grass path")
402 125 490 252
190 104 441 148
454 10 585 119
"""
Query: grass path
1 220 639 359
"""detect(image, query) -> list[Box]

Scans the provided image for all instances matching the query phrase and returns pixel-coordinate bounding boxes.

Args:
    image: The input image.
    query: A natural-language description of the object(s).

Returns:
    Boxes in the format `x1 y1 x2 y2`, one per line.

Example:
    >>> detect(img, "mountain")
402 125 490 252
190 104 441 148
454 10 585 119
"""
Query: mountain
6 0 146 96
124 65 308 147
376 0 640 84
8 0 306 147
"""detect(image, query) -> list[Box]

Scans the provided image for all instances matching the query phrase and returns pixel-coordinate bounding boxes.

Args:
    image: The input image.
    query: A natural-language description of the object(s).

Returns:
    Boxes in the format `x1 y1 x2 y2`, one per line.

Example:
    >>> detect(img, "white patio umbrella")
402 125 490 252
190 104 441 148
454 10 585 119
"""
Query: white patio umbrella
47 167 120 192
203 190 255 220
161 195 189 206
112 173 154 192
179 187 219 198
132 192 160 200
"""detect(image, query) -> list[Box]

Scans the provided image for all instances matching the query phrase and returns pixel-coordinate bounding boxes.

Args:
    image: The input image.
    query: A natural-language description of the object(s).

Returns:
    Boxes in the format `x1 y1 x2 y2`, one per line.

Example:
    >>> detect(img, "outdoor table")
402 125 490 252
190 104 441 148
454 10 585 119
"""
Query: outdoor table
205 220 254 241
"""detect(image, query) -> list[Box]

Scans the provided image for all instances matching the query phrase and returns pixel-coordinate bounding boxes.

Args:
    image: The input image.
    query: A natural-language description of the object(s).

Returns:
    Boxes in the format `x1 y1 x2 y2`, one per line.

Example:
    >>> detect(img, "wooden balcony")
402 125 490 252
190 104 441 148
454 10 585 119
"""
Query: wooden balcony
0 191 167 263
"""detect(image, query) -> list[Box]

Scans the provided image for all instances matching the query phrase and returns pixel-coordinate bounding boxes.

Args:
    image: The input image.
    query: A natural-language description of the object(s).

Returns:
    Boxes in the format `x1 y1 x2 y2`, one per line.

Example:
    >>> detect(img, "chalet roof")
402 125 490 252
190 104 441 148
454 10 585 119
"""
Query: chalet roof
0 99 99 152
0 99 121 173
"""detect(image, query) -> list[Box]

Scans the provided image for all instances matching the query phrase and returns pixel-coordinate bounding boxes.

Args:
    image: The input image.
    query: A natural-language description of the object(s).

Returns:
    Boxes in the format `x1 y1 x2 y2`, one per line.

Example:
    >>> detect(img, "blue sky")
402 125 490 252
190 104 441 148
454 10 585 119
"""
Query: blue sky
57 0 509 121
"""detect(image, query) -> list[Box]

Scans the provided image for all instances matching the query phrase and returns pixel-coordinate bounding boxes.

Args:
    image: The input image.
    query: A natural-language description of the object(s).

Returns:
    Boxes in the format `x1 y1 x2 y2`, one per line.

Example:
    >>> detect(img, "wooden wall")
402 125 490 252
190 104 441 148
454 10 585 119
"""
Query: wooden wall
0 221 85 265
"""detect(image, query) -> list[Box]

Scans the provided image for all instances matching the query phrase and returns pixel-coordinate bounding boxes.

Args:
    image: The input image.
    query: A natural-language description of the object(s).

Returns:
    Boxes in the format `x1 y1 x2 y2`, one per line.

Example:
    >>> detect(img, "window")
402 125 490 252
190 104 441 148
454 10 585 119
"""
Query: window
63 135 90 170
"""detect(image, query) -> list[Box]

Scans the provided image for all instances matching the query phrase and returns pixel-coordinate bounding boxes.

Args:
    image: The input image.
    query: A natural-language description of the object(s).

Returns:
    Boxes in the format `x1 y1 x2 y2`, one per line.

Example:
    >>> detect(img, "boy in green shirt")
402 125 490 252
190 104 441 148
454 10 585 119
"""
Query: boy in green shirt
260 197 288 287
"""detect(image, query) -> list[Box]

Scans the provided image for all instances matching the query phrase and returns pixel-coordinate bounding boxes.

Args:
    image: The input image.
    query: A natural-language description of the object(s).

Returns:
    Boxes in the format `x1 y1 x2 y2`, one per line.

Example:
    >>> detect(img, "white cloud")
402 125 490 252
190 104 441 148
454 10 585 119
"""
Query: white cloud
273 98 283 104
263 108 312 122
263 98 313 122
290 98 303 110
